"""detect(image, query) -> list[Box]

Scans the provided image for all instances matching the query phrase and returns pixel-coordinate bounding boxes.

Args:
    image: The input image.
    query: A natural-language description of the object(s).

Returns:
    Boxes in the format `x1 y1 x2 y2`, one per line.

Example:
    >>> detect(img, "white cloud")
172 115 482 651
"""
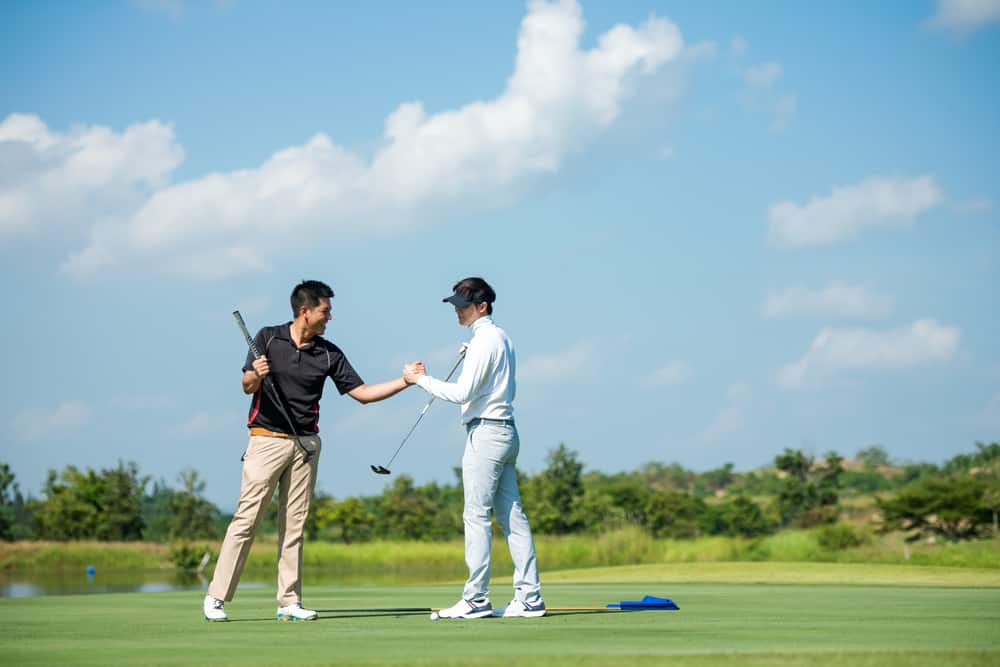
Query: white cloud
683 40 718 63
0 114 183 241
14 400 92 441
953 196 993 214
777 320 960 389
730 36 748 55
744 62 783 88
519 339 596 384
770 93 797 132
38 0 684 280
928 0 1000 32
740 61 795 131
644 360 691 387
700 382 751 442
763 282 892 320
768 175 944 248
657 145 675 160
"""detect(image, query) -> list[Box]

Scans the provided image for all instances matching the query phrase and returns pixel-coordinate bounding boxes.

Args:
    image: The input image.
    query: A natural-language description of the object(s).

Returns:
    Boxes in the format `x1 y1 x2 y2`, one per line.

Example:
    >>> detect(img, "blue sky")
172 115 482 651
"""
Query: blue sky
1 0 997 509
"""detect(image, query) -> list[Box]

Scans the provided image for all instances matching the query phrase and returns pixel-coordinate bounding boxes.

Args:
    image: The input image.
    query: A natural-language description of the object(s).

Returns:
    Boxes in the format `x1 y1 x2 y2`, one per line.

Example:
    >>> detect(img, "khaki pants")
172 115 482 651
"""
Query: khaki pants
208 434 321 606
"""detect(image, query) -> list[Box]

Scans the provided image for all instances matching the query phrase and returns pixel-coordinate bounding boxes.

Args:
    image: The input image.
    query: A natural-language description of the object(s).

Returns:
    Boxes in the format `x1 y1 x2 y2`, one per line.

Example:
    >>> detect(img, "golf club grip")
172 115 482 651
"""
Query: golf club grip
233 311 262 359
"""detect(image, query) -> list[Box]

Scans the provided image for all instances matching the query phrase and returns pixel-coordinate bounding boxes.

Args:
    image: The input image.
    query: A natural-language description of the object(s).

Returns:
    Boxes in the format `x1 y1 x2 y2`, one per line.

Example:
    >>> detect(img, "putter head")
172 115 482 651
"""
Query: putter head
370 465 391 475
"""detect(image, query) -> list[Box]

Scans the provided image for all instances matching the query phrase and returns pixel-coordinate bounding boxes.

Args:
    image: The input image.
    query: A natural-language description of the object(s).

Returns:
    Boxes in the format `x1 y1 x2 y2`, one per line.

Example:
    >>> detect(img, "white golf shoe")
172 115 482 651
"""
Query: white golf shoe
492 598 546 618
276 602 318 621
203 595 228 622
436 597 493 619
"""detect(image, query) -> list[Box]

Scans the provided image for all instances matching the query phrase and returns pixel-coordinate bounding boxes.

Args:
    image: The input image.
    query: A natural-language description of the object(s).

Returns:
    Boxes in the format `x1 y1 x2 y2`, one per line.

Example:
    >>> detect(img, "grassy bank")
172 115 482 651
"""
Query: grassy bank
3 526 998 573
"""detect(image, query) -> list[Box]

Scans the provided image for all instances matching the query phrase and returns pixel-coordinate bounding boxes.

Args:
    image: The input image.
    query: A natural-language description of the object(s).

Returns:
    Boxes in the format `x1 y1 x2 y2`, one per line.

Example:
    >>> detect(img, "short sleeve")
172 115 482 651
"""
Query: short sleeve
328 348 364 395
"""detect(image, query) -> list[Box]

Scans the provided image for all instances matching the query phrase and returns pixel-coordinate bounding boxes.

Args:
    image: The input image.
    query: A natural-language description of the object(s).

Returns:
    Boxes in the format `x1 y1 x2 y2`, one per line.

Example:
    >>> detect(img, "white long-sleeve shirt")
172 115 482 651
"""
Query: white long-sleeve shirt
416 316 515 424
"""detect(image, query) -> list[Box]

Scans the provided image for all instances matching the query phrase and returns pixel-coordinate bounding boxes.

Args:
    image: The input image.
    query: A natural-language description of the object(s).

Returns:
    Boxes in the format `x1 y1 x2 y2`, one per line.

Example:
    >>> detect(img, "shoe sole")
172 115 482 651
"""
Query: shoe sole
497 609 546 618
277 614 317 621
440 608 493 619
204 616 228 622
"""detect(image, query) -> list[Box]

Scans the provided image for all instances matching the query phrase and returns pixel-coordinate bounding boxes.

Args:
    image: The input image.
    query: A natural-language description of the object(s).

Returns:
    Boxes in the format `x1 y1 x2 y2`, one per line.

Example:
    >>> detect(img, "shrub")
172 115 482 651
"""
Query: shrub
817 523 868 551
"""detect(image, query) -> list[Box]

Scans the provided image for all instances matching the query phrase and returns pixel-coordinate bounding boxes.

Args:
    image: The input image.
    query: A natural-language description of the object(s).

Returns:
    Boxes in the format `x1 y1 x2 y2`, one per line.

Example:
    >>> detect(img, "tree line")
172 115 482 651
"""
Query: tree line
2 441 998 544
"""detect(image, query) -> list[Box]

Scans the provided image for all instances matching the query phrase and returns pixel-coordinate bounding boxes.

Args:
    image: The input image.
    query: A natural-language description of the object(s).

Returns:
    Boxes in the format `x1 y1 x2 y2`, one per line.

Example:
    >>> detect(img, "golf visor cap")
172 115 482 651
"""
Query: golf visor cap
443 290 492 307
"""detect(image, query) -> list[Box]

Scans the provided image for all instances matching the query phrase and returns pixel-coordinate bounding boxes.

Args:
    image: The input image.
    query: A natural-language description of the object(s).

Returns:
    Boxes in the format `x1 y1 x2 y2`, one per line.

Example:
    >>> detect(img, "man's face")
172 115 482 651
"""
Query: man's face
303 297 332 335
455 302 487 326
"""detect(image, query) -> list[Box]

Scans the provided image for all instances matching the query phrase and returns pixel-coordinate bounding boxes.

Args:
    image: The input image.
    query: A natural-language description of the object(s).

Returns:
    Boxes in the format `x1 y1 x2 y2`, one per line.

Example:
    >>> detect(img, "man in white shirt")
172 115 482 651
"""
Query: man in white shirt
404 277 545 619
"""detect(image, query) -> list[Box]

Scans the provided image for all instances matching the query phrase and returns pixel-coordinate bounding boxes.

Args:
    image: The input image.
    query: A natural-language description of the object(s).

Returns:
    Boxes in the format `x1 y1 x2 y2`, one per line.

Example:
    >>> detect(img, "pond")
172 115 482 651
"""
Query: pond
1 566 463 598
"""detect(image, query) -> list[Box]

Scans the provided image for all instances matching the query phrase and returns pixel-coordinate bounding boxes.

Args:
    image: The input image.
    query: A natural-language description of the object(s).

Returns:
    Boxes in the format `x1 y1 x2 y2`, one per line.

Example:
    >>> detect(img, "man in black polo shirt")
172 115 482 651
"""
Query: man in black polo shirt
204 280 417 622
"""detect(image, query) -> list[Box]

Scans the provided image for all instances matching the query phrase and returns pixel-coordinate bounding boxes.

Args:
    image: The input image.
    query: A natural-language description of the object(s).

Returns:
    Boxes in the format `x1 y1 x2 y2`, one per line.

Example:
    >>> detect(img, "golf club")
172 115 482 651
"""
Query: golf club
233 310 315 463
370 343 468 475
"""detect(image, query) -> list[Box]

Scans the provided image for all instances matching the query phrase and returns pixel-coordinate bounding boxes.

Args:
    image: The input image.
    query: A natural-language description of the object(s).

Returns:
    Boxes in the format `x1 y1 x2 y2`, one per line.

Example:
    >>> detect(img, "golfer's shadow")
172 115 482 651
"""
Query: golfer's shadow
225 612 424 622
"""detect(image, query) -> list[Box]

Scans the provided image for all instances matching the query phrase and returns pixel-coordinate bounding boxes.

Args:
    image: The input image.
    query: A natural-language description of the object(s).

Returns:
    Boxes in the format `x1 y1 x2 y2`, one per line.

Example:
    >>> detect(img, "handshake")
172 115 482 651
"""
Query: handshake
402 361 426 385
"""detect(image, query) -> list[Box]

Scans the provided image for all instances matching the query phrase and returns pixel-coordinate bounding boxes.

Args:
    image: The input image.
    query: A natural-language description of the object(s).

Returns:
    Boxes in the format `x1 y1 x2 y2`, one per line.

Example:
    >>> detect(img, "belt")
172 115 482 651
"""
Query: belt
249 427 293 438
465 417 515 428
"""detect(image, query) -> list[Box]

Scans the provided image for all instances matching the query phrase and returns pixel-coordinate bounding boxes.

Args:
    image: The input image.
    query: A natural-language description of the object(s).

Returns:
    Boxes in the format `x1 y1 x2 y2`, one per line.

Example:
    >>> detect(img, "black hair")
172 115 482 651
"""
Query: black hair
453 277 496 315
290 280 334 315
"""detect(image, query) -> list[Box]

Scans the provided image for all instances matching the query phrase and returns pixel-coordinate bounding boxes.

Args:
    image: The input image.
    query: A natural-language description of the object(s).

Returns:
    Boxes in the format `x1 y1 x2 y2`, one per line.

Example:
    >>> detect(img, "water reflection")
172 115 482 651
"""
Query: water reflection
1 566 464 598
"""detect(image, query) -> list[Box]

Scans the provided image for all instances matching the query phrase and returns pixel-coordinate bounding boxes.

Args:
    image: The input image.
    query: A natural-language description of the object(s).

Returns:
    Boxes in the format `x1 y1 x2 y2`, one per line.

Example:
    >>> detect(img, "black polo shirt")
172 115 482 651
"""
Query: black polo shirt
243 323 364 435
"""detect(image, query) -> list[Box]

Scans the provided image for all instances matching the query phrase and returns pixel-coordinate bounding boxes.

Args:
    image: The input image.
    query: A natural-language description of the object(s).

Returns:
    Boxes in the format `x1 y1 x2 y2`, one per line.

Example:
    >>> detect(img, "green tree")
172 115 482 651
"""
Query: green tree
32 461 148 541
523 444 585 534
877 474 991 541
0 462 21 540
313 496 374 543
713 494 772 537
856 445 891 469
379 476 437 540
644 489 705 538
773 449 842 527
700 463 736 494
164 468 220 540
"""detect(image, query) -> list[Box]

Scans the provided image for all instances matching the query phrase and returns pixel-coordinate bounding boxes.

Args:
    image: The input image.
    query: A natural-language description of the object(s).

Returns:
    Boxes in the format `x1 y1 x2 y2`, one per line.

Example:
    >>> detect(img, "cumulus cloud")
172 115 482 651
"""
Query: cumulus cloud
768 175 944 248
740 61 796 131
730 36 748 56
927 0 1000 32
29 0 684 280
0 114 183 241
14 400 92 441
763 282 892 320
519 339 596 384
644 360 691 386
777 320 960 389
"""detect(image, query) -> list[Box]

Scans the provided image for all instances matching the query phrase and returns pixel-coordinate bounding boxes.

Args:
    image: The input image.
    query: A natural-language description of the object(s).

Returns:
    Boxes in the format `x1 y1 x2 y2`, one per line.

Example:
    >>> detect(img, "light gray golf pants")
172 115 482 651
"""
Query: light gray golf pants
461 420 542 604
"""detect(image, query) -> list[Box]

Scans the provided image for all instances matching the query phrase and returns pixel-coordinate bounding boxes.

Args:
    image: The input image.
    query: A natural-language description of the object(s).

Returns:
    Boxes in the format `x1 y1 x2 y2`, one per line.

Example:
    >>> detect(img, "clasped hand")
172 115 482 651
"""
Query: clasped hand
403 361 426 385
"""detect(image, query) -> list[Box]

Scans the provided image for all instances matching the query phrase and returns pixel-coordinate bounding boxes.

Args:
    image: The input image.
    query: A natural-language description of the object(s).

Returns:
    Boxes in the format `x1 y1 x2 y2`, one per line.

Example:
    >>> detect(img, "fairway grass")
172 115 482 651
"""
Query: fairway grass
2 564 998 666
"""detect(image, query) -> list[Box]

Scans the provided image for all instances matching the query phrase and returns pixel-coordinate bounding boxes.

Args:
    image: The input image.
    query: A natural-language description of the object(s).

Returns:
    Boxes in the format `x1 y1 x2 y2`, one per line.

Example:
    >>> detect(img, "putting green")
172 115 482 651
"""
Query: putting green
2 564 998 666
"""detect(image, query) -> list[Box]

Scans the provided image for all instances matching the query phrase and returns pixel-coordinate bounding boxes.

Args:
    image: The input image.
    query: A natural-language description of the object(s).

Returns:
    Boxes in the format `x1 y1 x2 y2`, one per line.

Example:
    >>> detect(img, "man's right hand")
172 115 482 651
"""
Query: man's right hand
252 357 270 378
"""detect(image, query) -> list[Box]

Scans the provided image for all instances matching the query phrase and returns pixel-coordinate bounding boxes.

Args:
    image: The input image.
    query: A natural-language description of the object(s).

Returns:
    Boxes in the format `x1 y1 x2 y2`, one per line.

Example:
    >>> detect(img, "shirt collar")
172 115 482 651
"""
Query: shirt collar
471 316 493 331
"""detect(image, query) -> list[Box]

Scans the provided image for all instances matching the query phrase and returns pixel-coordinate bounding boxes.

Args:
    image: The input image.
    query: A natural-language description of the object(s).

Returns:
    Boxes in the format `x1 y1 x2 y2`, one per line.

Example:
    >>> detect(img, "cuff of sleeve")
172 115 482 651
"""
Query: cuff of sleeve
416 375 431 390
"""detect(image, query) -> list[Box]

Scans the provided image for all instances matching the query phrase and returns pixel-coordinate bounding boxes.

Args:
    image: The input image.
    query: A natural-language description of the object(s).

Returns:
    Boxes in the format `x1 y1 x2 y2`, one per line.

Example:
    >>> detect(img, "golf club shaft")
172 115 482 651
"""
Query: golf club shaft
233 310 315 462
380 348 467 470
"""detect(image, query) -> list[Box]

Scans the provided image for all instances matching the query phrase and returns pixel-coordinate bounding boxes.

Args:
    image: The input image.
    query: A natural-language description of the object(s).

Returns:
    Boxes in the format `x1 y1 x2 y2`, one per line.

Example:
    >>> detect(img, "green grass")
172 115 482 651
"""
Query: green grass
2 563 999 666
5 529 998 573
